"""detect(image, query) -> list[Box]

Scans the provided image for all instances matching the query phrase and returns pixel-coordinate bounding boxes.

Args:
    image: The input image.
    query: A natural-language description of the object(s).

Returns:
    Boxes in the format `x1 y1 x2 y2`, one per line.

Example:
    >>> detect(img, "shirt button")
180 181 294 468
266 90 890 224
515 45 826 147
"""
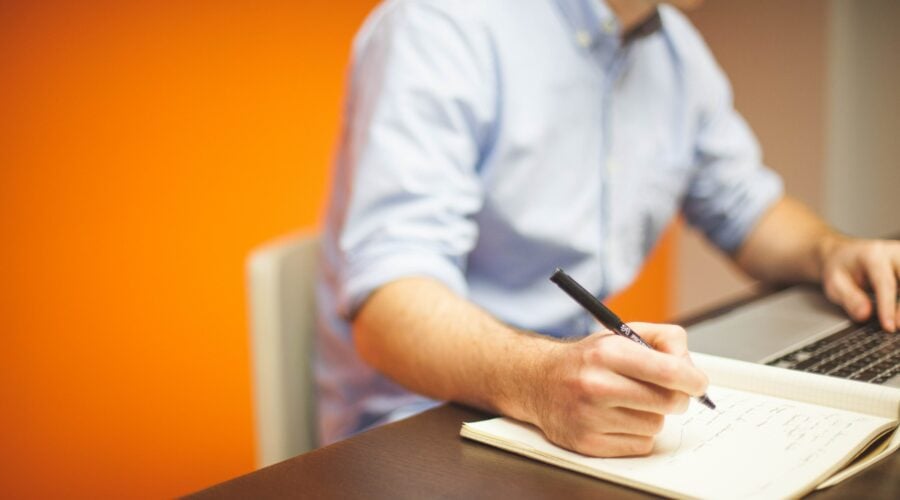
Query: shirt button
576 30 592 48
602 18 616 34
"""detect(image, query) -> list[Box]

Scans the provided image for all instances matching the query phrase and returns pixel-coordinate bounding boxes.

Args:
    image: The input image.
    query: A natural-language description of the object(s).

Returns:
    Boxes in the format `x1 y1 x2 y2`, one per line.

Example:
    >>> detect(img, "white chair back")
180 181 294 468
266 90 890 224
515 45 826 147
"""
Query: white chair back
246 233 319 467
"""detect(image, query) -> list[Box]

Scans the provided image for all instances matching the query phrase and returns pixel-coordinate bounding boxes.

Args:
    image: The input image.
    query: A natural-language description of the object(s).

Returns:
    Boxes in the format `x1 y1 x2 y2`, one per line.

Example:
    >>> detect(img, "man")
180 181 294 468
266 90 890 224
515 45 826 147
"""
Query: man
315 0 900 456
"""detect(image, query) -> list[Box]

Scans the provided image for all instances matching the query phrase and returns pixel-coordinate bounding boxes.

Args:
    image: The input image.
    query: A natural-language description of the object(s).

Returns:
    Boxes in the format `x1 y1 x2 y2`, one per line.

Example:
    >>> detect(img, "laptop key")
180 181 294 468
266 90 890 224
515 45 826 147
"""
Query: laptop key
767 322 898 384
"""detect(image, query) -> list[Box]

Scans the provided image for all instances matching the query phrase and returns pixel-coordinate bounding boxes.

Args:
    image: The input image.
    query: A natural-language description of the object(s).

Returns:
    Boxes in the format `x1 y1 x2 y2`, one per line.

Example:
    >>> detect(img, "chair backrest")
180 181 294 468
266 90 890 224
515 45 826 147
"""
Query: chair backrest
246 233 319 468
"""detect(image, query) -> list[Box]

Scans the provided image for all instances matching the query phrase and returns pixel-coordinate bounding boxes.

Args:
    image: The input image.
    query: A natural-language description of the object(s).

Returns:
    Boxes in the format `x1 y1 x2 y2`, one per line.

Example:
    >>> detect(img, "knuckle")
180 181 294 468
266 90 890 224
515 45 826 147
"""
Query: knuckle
669 326 688 350
567 370 592 395
578 373 617 399
658 324 686 344
824 268 842 285
564 370 590 397
863 244 883 262
581 376 607 397
597 338 628 365
586 344 610 368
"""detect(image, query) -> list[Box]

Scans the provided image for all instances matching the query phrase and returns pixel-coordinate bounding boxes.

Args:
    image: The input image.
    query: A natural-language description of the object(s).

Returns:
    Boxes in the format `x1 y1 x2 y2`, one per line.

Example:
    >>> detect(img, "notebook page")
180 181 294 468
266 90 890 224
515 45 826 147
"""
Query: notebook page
692 352 900 419
816 428 900 488
462 386 895 499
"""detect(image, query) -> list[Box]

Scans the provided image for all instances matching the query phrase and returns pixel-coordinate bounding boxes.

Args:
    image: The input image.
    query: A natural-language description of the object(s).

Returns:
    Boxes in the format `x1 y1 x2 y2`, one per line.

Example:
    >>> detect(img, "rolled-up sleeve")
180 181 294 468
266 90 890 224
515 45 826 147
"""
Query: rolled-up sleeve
682 49 783 254
332 3 496 319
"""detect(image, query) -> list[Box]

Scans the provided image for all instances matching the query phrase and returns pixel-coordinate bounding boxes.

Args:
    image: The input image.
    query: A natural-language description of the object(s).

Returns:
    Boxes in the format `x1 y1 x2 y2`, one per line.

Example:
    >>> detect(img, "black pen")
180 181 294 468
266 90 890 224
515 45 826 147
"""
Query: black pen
550 268 716 410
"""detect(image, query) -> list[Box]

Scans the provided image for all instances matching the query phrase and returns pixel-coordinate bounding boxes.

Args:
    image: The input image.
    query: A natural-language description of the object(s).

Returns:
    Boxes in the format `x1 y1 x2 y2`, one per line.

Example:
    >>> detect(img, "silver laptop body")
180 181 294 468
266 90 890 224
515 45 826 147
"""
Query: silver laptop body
687 286 900 388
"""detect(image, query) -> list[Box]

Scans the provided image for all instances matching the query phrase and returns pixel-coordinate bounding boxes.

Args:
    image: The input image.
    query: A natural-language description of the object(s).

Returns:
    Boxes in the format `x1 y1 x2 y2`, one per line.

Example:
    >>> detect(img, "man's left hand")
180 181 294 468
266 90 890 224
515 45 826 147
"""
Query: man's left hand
820 237 900 332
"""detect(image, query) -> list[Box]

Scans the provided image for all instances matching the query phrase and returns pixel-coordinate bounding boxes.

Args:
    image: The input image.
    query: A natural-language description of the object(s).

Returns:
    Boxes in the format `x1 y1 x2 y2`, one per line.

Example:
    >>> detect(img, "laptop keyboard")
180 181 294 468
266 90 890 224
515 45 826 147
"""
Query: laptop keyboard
766 322 900 384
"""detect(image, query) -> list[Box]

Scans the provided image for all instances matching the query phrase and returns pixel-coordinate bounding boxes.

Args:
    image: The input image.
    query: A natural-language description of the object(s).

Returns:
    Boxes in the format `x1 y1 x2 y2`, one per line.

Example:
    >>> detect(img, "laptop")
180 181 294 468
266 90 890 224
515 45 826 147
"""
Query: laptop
687 286 900 388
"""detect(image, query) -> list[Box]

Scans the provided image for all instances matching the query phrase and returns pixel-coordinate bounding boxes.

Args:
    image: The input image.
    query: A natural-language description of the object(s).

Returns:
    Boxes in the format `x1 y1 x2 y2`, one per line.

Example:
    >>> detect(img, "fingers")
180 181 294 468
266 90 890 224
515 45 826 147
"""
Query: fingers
575 405 666 437
628 322 689 357
861 247 897 332
589 335 708 397
822 239 900 332
602 375 692 415
570 432 655 458
607 407 666 436
824 268 872 323
580 353 695 414
564 385 681 457
541 331 704 459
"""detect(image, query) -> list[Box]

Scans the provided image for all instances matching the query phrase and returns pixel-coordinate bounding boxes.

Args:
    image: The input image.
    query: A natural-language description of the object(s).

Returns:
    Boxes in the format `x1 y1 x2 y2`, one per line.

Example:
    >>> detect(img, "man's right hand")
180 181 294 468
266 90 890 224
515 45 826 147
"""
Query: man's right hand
525 323 709 457
353 278 708 458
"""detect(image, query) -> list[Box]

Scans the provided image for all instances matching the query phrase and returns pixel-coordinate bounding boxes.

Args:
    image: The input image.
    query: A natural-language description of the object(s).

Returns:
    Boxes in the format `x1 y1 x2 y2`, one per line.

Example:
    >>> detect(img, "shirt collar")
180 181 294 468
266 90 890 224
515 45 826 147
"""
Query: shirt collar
623 8 663 44
555 0 661 50
555 0 620 49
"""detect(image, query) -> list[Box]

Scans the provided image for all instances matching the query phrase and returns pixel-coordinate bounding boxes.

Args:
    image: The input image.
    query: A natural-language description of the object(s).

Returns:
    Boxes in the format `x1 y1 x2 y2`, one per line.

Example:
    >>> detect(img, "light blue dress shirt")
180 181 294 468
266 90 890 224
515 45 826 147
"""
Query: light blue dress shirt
315 0 783 445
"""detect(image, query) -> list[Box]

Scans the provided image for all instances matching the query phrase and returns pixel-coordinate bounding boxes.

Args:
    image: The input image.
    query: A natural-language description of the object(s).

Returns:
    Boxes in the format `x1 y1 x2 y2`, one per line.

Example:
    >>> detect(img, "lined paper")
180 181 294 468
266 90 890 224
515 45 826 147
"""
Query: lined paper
462 386 895 499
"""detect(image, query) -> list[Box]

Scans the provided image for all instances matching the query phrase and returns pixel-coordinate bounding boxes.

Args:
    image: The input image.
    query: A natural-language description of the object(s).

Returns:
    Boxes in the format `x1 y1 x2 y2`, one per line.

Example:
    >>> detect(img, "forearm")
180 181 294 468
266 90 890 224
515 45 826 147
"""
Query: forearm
352 277 555 422
353 276 710 457
735 196 845 284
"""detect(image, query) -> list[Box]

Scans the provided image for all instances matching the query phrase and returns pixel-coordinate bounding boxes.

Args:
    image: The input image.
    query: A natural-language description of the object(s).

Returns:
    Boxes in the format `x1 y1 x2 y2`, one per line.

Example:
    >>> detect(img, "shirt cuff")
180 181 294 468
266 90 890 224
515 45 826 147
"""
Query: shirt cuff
706 169 784 253
338 249 469 320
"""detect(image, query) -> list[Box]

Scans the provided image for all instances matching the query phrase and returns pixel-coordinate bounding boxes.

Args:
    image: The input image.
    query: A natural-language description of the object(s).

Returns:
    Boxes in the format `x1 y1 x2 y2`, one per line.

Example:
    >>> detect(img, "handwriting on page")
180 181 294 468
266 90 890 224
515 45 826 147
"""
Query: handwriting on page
654 390 864 463
597 387 885 498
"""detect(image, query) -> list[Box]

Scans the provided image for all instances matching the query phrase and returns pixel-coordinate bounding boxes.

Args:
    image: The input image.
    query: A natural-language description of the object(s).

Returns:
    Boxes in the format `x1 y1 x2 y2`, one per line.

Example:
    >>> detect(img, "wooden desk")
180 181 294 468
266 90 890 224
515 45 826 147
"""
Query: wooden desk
190 284 900 498
189 402 900 499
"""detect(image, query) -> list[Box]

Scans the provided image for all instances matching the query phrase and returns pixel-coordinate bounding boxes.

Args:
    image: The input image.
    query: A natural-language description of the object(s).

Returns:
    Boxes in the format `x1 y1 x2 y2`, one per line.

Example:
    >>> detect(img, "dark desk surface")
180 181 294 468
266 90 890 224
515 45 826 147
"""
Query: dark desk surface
190 285 900 498
189 402 900 499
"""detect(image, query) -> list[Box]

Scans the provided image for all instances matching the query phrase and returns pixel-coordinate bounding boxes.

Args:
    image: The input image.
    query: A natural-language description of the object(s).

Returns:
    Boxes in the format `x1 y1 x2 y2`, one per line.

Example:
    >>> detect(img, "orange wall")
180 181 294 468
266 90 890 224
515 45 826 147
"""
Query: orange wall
607 224 677 324
0 1 377 497
0 1 672 497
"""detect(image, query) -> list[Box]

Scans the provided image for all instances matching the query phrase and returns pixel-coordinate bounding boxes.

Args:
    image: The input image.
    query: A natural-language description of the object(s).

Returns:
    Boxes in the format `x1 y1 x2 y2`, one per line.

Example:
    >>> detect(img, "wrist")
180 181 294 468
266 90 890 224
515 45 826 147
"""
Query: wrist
492 332 562 424
814 231 849 281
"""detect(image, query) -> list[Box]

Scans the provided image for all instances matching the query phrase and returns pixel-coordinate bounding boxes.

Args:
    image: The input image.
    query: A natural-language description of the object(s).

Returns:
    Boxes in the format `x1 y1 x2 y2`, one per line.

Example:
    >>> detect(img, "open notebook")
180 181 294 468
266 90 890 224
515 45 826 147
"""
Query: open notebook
461 353 900 499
